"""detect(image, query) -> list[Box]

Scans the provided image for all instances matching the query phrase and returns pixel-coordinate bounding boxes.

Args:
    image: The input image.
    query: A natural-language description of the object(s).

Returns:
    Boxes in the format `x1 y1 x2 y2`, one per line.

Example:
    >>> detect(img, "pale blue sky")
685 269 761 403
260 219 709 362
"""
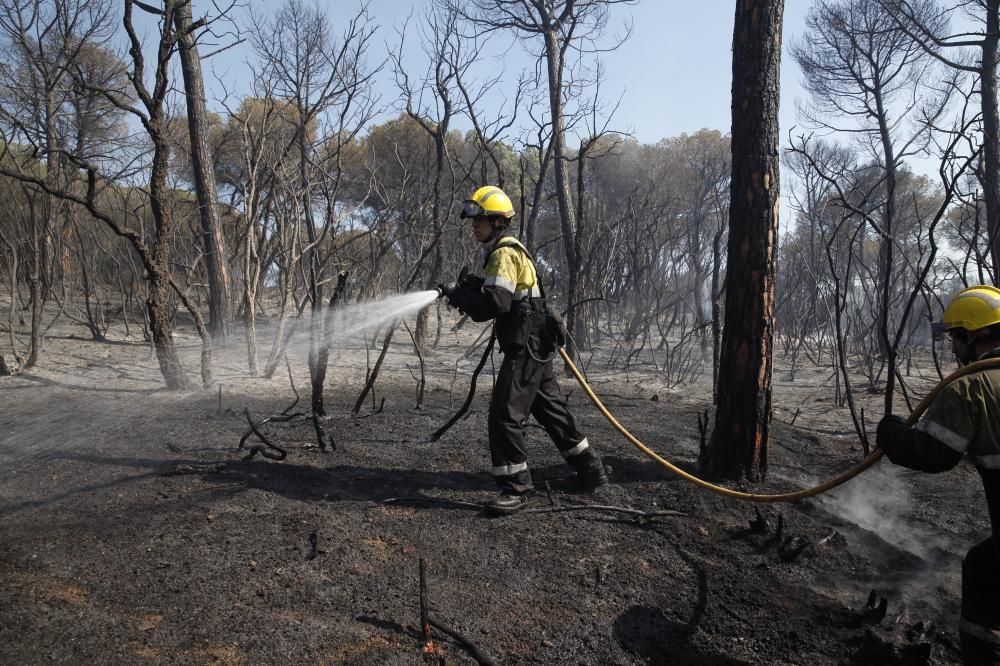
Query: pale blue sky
206 1 813 146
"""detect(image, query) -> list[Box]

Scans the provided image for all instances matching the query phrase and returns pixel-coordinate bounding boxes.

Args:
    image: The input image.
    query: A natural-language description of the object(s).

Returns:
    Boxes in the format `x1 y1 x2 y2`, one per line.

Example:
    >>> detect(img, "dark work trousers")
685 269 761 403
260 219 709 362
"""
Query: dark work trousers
961 537 1000 665
488 349 598 494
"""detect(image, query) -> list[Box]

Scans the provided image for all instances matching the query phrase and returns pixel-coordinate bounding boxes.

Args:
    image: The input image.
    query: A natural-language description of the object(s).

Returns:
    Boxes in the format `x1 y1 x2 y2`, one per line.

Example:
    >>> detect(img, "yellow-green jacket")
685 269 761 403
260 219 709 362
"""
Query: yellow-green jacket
448 233 544 351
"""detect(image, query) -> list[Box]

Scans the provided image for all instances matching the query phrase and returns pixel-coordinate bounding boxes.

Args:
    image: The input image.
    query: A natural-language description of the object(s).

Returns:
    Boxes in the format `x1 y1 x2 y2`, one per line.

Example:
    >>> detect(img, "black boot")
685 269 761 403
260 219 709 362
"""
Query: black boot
570 464 609 491
565 451 610 491
485 491 535 515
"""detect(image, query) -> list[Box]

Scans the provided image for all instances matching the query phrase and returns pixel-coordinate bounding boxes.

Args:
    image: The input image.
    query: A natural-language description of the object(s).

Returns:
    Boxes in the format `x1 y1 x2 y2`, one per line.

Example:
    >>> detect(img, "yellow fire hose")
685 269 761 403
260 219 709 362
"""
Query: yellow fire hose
560 349 1000 503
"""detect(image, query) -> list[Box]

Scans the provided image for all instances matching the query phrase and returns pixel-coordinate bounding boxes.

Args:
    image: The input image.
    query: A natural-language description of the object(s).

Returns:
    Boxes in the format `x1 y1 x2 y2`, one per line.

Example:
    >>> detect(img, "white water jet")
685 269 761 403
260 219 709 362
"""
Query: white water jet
0 290 446 468
329 290 441 339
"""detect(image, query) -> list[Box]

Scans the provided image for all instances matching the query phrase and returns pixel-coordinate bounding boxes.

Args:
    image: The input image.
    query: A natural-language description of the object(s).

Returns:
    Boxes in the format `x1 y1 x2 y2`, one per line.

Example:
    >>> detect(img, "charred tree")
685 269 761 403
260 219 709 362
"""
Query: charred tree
174 0 233 341
702 0 784 482
881 0 1000 284
453 0 635 359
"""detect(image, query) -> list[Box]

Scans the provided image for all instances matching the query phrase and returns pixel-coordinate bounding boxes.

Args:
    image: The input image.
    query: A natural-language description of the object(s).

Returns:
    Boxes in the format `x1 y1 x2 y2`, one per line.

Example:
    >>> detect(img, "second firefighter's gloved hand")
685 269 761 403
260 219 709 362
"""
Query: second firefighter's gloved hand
875 414 906 450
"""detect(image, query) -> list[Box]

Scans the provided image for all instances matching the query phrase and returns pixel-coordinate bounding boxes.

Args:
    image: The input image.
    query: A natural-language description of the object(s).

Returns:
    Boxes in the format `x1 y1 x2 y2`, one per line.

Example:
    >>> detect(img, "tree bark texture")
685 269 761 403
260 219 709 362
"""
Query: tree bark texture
703 0 783 482
174 0 233 341
544 27 580 357
984 0 1000 284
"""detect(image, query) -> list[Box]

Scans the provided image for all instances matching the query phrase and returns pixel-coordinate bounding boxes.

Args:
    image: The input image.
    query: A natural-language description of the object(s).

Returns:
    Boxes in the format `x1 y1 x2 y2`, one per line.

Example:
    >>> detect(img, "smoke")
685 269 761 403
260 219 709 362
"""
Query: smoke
776 464 967 617
815 465 936 556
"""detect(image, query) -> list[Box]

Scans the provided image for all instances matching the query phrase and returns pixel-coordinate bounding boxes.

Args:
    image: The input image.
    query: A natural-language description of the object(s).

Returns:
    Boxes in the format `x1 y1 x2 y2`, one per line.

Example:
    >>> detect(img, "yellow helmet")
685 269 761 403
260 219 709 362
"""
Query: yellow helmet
938 285 1000 334
459 185 515 220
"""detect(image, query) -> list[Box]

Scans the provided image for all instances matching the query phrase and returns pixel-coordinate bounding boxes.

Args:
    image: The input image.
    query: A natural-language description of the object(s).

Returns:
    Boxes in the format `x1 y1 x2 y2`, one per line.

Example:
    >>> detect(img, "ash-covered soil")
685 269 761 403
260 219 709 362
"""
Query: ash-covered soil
0 325 990 665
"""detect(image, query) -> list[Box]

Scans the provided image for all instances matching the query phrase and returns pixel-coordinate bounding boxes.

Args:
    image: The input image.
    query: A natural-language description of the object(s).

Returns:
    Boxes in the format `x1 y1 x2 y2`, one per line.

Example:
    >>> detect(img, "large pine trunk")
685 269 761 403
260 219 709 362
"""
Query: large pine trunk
701 0 784 482
984 1 1000 283
175 1 232 342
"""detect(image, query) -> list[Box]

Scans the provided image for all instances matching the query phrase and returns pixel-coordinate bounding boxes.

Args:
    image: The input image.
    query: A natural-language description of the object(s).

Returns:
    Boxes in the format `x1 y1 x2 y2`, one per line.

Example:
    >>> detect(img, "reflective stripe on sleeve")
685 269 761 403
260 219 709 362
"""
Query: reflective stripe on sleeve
915 419 971 453
514 285 542 300
961 618 1000 645
562 438 590 458
484 274 516 294
492 461 528 477
974 453 1000 469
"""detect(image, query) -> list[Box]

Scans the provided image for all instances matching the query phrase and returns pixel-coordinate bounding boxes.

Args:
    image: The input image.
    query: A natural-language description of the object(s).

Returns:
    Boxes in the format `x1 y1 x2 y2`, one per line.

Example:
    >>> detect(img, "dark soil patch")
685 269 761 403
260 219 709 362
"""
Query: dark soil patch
0 334 988 664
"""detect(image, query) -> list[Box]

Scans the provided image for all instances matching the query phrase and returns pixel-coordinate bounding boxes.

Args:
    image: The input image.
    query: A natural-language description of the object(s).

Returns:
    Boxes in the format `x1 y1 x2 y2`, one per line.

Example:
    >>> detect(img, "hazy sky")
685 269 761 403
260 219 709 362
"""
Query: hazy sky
580 1 813 143
208 1 815 146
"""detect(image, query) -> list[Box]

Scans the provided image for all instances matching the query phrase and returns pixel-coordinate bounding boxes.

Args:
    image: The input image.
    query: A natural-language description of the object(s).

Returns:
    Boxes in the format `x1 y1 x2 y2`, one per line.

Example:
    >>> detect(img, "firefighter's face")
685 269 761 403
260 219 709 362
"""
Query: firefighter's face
950 331 973 366
472 216 494 242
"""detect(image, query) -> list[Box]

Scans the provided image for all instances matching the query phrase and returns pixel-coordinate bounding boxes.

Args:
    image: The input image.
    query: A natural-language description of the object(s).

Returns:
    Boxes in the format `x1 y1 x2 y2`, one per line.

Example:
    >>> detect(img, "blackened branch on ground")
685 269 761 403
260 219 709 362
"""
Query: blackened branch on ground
382 497 484 510
239 407 289 461
160 462 227 476
426 333 496 443
522 504 687 522
380 496 686 523
429 617 500 666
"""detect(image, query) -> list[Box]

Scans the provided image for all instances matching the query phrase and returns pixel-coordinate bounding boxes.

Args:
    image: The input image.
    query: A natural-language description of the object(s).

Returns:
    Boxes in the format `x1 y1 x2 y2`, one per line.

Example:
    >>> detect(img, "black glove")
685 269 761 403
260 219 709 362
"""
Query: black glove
445 287 464 310
875 414 906 450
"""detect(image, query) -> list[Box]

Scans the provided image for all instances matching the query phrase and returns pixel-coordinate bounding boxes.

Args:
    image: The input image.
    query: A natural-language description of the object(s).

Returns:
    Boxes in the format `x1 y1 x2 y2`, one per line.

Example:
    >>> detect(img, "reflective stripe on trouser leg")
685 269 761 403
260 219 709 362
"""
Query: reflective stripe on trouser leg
492 461 528 477
562 437 590 458
960 538 1000 665
488 354 541 494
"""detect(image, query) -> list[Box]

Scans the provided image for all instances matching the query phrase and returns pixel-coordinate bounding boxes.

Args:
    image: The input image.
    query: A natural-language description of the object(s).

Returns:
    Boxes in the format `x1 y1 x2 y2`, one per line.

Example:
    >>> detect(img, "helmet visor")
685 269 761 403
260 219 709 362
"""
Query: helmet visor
460 200 485 219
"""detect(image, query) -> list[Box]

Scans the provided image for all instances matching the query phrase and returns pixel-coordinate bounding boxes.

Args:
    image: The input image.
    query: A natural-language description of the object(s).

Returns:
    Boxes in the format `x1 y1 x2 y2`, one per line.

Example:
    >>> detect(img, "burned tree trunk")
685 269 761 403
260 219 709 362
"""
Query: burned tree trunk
310 271 348 418
984 1 1000 283
174 0 232 342
702 0 784 482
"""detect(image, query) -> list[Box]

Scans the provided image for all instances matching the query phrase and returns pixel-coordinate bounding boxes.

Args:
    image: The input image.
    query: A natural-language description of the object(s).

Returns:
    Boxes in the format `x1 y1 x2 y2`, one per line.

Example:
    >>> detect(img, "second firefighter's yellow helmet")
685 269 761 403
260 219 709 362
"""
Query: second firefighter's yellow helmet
938 285 1000 333
459 185 515 220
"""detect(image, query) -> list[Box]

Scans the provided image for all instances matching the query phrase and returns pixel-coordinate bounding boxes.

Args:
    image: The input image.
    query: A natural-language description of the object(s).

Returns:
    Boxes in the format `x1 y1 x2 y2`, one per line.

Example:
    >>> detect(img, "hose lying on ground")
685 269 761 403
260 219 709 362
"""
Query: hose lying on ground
560 349 1000 503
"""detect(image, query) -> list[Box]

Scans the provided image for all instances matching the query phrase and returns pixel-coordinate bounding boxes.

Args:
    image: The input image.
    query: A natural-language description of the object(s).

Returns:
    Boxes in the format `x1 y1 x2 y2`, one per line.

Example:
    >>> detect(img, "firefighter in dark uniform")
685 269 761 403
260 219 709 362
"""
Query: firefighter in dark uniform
441 185 608 515
877 285 1000 665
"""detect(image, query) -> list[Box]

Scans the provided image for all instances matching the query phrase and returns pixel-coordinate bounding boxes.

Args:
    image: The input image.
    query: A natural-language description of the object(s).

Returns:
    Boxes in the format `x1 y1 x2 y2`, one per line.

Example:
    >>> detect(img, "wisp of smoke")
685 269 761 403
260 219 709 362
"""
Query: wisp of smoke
813 464 935 556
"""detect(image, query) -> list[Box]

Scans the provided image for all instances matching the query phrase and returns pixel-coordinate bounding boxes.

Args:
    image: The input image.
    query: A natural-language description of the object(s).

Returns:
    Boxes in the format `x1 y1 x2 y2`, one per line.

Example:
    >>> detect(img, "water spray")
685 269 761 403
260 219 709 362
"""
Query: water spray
0 288 445 473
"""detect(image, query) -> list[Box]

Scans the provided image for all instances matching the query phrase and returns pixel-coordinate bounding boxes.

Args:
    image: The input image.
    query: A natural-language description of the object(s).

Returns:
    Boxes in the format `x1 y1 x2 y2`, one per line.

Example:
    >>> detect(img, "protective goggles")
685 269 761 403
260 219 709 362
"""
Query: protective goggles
930 321 958 341
459 200 487 219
